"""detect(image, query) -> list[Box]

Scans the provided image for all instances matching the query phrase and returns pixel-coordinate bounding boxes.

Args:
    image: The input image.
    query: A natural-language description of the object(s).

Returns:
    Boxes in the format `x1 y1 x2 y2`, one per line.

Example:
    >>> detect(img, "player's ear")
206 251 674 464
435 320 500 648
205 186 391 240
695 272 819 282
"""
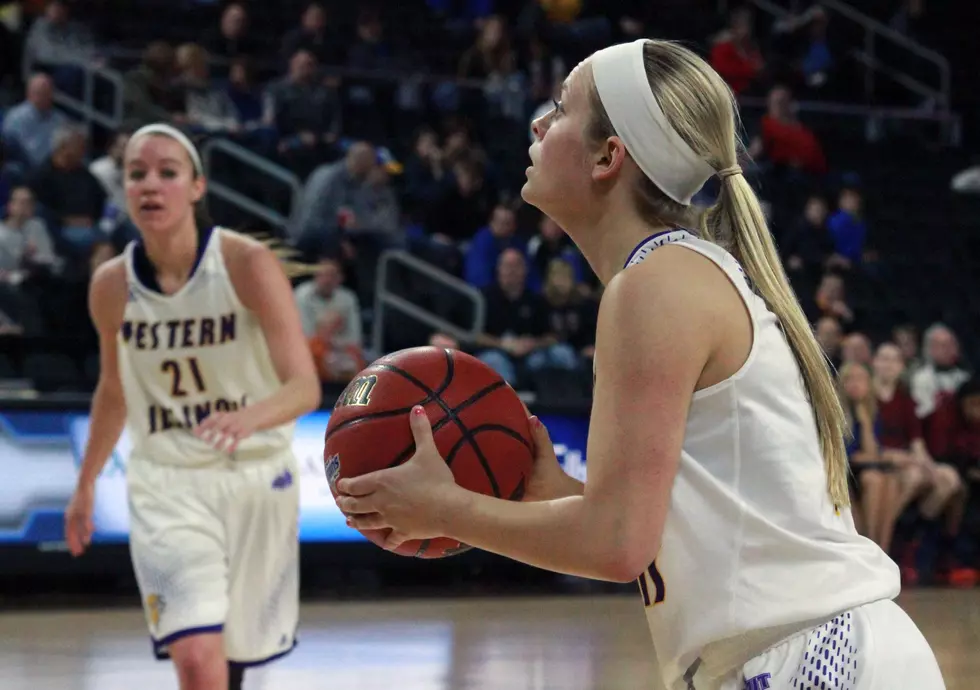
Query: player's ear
191 174 207 204
591 136 627 183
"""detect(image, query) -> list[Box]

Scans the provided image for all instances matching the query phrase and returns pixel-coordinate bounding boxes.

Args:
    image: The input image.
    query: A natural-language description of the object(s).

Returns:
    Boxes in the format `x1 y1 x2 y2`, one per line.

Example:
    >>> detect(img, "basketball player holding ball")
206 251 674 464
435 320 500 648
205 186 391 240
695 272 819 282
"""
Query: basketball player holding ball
336 40 946 689
63 124 321 690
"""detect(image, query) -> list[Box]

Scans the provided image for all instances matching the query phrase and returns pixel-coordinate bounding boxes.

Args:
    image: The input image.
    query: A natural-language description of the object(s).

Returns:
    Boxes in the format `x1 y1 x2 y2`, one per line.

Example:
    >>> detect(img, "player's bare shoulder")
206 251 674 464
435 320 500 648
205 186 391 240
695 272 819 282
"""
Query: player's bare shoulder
218 228 290 311
88 255 129 331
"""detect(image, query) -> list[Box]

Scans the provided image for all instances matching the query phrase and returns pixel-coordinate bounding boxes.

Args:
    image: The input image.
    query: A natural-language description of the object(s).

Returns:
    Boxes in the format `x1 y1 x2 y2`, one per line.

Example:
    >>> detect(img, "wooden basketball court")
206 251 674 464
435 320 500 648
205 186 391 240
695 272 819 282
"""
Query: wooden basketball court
1 590 976 689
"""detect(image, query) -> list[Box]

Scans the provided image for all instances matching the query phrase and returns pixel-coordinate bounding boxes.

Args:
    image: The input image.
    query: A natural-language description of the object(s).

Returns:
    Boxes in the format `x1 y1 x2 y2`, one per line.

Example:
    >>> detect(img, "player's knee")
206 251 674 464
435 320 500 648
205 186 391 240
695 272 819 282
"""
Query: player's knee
169 634 226 690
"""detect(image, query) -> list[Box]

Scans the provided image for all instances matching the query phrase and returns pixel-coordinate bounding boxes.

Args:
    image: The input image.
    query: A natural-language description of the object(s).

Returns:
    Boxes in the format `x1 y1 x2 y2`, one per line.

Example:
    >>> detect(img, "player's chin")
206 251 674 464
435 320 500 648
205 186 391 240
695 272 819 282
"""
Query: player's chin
520 174 542 206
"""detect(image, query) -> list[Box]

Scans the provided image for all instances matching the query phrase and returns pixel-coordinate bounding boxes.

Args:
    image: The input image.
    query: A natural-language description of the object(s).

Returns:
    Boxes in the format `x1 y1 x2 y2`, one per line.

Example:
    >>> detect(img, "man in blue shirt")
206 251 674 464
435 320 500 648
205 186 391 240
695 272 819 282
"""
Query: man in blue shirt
2 73 68 171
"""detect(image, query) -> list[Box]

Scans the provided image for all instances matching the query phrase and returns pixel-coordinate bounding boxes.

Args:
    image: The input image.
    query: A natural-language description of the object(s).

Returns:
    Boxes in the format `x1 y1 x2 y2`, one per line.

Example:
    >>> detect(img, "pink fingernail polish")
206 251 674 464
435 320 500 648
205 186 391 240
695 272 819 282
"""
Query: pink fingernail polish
413 406 425 416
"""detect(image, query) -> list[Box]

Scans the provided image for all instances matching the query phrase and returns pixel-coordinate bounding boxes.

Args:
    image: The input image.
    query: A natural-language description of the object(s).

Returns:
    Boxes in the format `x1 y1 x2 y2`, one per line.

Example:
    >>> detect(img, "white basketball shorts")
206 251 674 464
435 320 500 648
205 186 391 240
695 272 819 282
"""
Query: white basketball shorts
721 598 945 690
126 453 300 666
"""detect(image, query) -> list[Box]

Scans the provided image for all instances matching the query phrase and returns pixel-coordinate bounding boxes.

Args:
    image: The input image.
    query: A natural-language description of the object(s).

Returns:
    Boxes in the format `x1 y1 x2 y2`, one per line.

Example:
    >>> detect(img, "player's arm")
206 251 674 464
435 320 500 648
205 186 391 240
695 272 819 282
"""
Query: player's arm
65 260 128 556
77 260 129 488
225 237 322 429
436 262 709 581
343 252 714 581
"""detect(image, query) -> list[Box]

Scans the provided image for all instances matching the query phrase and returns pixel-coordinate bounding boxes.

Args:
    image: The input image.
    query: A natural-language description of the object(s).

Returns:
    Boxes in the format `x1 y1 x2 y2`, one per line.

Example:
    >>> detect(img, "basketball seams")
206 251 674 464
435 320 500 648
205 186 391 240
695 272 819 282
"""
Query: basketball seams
363 361 515 499
323 349 456 442
326 349 530 559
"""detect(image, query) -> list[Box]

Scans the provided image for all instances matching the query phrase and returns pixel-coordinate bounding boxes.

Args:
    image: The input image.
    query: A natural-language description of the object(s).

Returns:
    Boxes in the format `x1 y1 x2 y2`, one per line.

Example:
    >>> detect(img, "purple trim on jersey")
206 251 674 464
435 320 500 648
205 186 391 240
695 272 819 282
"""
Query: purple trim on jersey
622 226 700 269
151 623 224 660
622 229 675 268
132 225 215 294
228 638 298 668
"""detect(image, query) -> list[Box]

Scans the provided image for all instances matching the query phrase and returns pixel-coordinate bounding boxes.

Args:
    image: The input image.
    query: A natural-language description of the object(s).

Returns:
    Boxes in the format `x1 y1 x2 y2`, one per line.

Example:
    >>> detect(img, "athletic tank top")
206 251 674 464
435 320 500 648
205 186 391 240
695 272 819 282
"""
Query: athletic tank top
117 227 294 468
620 230 900 690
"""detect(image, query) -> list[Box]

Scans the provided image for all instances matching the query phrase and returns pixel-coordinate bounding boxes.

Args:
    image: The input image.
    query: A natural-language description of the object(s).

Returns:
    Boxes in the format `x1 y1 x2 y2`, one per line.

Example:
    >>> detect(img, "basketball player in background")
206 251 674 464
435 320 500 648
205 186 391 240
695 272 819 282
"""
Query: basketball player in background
336 40 946 689
64 123 321 690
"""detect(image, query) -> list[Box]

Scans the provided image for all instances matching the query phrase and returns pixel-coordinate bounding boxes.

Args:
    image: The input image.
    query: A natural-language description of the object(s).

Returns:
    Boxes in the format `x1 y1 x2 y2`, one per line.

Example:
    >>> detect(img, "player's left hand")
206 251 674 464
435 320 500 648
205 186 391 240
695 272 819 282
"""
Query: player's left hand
194 408 260 454
335 405 461 550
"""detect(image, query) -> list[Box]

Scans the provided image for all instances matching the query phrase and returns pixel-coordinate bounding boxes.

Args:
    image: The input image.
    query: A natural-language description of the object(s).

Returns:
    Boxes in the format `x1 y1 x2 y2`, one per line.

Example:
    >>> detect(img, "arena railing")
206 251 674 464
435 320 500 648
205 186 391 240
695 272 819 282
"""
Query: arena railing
739 0 955 143
370 250 486 360
199 137 303 232
20 55 124 137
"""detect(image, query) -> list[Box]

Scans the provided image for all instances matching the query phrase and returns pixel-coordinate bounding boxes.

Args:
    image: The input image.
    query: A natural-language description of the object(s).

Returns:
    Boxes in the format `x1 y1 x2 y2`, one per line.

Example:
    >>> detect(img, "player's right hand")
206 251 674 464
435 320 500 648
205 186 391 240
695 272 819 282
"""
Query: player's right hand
65 483 95 557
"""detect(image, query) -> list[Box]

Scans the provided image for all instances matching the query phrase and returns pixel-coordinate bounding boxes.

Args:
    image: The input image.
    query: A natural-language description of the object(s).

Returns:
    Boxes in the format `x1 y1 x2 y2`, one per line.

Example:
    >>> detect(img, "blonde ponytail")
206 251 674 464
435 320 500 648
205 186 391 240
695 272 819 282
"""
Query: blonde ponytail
706 173 850 507
253 234 321 279
585 38 851 507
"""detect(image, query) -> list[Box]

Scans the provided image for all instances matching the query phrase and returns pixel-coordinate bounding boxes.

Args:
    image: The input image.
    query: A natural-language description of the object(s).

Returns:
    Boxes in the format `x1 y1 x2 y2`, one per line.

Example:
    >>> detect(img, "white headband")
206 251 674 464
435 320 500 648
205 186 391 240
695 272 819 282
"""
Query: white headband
130 123 204 176
591 39 716 205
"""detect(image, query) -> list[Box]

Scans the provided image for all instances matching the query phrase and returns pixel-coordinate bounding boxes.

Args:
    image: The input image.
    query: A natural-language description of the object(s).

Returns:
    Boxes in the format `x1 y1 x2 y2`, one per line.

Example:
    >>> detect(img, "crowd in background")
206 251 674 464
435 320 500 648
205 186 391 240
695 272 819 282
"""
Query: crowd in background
0 0 978 586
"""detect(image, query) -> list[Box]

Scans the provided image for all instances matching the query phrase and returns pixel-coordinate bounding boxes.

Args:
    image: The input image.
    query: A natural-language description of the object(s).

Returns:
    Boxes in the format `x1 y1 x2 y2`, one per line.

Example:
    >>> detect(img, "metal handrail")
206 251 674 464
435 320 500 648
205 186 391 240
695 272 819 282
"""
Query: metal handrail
200 138 303 230
742 0 951 114
819 0 951 106
21 56 124 134
371 250 486 355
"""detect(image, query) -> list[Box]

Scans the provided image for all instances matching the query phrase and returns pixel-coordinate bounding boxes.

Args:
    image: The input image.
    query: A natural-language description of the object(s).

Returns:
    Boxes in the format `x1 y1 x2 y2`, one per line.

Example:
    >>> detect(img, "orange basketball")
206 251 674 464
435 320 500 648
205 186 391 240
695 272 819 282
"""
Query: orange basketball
323 346 534 558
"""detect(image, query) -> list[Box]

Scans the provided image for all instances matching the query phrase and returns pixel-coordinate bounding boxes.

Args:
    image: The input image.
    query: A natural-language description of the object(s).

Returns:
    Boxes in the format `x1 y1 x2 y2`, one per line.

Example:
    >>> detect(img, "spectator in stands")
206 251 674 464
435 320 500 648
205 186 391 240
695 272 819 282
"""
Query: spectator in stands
526 211 585 291
361 166 402 237
174 43 239 134
27 124 105 254
0 186 59 277
827 187 868 265
89 130 127 214
424 154 494 244
403 128 447 220
748 86 827 176
464 204 525 289
873 342 964 583
841 331 873 366
0 187 50 334
525 33 567 109
344 6 397 141
770 5 833 92
542 257 597 364
709 6 765 96
205 2 260 71
308 310 366 385
941 378 980 586
1 72 67 171
893 323 923 383
225 57 264 131
809 272 855 328
122 41 184 127
293 256 362 346
280 2 344 69
292 142 383 254
22 0 98 96
264 49 341 178
89 130 139 247
458 15 515 80
474 248 553 386
780 193 833 289
911 323 971 419
839 361 899 553
815 315 843 369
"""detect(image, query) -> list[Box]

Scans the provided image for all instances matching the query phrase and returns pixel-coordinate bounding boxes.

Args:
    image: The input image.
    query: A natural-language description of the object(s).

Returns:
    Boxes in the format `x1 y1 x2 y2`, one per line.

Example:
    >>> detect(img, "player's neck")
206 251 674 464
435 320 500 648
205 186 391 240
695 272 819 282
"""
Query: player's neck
142 222 200 280
579 211 669 286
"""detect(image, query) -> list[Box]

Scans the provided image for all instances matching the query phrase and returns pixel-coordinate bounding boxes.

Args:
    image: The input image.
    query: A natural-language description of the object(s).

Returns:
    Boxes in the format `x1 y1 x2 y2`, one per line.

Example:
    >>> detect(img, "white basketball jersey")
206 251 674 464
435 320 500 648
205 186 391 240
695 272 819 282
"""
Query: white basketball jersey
620 230 900 690
117 227 294 468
